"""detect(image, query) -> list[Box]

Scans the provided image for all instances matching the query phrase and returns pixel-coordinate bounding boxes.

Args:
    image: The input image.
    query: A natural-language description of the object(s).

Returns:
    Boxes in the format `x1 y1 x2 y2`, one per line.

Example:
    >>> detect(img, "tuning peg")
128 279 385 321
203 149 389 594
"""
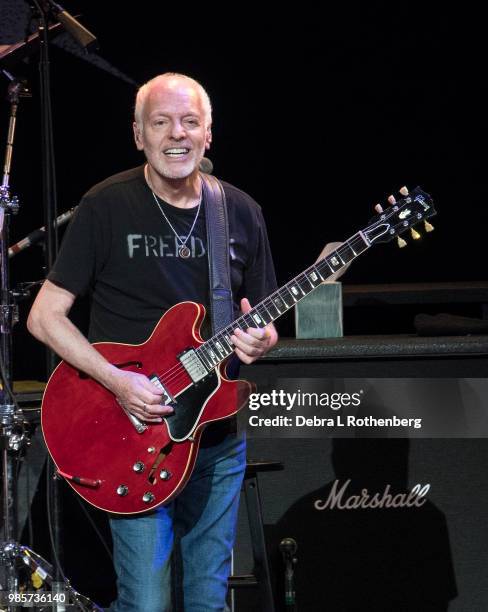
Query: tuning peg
397 236 407 248
424 220 434 232
410 227 421 240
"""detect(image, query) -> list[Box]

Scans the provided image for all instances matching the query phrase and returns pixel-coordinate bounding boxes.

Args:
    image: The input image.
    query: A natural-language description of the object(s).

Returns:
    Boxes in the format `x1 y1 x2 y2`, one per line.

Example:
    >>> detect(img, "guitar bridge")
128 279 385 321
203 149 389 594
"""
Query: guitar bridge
178 348 209 383
149 374 175 405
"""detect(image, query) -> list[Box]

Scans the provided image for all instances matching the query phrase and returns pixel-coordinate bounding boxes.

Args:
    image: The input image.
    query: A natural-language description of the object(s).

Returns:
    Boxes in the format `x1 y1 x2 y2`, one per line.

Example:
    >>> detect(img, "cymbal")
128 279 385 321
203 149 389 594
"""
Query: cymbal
0 21 64 71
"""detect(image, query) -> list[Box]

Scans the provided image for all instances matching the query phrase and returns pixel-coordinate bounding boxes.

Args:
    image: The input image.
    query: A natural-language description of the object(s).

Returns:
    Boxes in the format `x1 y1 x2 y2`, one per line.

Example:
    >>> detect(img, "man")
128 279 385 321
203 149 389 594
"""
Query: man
28 72 278 611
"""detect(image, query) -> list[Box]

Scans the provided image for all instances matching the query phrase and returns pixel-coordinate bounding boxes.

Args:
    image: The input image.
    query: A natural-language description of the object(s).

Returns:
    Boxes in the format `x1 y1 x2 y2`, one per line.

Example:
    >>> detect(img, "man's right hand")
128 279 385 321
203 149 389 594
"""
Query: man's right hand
109 369 174 423
28 280 173 424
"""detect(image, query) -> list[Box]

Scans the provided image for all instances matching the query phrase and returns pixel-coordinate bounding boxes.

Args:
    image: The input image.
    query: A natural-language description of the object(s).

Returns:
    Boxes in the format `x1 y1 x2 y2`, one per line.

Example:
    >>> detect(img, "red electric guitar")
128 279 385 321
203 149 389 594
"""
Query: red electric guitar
41 187 436 514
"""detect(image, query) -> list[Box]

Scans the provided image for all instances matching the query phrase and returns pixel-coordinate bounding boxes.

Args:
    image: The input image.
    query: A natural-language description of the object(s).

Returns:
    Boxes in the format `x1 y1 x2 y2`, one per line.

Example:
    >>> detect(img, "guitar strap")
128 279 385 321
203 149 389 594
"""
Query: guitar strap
200 172 234 335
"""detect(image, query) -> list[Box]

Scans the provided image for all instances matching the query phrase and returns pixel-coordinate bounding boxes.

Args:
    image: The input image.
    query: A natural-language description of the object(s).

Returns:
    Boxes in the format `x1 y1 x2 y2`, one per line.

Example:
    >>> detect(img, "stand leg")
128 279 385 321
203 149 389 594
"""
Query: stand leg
244 475 275 612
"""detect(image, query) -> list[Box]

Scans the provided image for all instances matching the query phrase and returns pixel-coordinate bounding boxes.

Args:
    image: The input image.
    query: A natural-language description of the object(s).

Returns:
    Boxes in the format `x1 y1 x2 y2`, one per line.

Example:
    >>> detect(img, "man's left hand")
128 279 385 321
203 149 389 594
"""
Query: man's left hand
231 298 278 365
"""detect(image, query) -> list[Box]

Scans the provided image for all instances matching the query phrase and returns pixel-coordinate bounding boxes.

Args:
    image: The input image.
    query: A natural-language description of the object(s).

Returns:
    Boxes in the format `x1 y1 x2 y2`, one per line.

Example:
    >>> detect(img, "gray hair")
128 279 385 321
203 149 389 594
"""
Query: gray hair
134 73 212 127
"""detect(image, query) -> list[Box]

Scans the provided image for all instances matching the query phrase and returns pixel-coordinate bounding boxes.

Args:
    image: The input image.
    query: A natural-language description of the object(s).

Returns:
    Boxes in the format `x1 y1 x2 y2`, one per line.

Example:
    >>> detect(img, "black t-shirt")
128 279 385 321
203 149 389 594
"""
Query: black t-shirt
48 165 277 344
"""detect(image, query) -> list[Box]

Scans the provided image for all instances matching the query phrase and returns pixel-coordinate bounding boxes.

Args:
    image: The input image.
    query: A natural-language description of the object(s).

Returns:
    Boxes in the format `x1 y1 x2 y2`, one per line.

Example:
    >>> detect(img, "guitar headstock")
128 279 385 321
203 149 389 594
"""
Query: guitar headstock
362 187 436 247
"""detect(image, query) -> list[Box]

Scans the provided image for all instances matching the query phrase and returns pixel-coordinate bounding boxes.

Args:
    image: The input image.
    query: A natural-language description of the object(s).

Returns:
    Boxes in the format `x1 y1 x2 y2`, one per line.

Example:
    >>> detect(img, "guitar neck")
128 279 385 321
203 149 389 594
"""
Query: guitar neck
195 231 370 370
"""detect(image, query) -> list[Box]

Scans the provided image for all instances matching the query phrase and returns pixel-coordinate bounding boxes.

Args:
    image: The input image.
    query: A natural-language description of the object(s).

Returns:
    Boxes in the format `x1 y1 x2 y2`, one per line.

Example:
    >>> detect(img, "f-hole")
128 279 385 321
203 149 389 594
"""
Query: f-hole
148 442 173 485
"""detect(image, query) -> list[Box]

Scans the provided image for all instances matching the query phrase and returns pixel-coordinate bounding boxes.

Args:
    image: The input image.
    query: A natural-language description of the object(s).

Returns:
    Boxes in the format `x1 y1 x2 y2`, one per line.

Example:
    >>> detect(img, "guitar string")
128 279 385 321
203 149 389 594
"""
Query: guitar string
148 203 414 389
150 207 419 390
153 229 379 390
150 234 370 392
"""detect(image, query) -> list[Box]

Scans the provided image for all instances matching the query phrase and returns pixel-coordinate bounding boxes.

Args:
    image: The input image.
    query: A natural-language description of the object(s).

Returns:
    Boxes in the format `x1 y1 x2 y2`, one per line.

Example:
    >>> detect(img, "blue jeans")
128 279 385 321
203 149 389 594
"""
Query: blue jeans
108 430 246 612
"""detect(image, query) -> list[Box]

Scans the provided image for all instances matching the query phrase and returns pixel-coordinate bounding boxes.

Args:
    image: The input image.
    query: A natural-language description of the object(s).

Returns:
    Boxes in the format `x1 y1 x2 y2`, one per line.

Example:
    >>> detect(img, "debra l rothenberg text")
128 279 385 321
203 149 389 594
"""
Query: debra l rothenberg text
249 414 423 429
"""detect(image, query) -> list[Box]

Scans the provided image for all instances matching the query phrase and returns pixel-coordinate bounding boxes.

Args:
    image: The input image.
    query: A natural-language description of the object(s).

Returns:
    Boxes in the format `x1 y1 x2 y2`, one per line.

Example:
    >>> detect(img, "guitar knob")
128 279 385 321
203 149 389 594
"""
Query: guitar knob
160 469 172 481
410 228 421 240
116 485 129 497
424 220 434 232
142 492 155 504
133 461 145 473
397 236 407 248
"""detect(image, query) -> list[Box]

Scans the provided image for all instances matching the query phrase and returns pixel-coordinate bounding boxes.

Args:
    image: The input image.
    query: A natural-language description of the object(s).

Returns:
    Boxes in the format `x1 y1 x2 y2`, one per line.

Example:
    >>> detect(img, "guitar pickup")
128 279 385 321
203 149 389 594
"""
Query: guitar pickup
177 348 209 383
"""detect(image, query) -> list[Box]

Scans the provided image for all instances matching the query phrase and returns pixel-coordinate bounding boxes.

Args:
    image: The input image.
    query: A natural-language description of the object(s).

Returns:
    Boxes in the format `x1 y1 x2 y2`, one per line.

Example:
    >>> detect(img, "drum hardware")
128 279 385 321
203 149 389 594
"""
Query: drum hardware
0 9 102 608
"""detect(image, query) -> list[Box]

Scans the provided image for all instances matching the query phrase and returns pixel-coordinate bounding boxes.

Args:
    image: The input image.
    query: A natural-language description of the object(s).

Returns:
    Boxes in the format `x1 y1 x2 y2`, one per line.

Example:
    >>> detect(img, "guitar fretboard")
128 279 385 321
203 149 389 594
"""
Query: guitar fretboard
195 232 370 371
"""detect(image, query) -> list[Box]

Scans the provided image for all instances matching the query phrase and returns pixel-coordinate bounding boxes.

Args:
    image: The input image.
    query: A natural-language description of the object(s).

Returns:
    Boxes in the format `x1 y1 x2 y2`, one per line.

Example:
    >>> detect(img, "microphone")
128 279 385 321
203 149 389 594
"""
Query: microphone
280 537 297 557
199 157 214 174
9 207 76 258
279 538 298 609
45 1 98 51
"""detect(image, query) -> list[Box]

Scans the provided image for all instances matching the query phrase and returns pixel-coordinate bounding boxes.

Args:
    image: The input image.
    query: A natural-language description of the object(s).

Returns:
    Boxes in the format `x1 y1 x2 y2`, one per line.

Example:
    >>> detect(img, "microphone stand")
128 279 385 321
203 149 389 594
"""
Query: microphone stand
0 63 101 612
28 7 64 605
279 538 298 612
21 4 101 610
8 207 76 259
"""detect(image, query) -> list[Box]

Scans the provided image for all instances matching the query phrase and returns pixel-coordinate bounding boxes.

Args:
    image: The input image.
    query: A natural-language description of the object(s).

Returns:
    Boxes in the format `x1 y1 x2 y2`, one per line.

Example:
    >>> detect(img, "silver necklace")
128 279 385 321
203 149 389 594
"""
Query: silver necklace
147 173 202 259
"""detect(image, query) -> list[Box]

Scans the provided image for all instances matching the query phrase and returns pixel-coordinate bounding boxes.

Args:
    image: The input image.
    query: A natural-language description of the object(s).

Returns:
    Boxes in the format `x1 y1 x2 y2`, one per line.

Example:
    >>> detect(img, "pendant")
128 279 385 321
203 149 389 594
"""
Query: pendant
179 245 191 259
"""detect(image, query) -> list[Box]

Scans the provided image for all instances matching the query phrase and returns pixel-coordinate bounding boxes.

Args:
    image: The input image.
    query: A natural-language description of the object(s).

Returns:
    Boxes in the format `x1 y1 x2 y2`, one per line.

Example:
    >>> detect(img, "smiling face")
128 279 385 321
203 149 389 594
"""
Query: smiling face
133 76 212 181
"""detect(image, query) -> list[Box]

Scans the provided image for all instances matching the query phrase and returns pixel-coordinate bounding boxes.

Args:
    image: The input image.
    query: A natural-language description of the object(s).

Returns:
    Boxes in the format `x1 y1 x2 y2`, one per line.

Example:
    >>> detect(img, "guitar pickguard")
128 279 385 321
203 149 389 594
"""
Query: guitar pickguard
163 370 219 441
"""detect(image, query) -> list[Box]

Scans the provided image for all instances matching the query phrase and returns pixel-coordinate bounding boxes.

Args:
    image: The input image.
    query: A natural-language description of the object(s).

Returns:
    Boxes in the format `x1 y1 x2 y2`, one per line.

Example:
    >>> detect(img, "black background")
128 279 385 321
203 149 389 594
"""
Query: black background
2 4 488 610
1 3 487 379
2 3 470 286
